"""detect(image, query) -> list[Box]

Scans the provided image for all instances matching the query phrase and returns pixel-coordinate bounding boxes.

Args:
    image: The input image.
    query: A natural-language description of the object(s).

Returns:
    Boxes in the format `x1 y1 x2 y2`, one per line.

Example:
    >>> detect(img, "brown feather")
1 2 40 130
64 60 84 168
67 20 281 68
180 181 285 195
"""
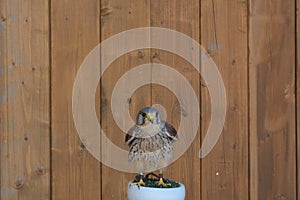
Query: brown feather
164 122 178 141
125 133 133 145
125 127 137 146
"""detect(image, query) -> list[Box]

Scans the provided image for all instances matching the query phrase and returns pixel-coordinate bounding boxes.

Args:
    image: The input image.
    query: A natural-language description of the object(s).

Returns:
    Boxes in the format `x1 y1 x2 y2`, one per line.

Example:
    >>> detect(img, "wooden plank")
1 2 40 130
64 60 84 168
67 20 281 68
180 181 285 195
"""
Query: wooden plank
201 0 248 199
0 0 50 199
297 1 300 199
249 0 296 199
51 0 101 199
100 0 151 199
0 0 7 198
150 1 200 199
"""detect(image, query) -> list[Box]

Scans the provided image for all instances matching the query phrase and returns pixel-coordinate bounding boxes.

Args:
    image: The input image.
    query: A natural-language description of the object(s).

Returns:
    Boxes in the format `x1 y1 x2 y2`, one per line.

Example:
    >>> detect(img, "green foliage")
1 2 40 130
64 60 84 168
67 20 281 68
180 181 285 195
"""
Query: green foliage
132 177 180 188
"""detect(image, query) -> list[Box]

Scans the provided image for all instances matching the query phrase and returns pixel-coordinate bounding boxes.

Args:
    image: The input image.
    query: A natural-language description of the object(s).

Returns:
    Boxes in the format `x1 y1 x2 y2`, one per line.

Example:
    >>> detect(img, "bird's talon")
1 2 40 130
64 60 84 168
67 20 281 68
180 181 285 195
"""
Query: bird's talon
157 178 171 187
131 179 145 187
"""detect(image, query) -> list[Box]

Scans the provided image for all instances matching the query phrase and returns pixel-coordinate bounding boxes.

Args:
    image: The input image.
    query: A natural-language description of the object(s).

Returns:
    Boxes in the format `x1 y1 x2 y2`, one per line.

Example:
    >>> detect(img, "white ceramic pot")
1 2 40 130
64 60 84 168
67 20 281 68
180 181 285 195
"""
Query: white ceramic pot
127 181 185 200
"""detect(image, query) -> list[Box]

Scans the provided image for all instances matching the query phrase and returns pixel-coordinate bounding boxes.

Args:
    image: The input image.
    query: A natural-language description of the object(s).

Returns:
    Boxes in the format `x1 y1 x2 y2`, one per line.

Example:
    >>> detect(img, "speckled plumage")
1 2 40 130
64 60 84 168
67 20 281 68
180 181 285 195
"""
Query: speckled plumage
125 107 178 173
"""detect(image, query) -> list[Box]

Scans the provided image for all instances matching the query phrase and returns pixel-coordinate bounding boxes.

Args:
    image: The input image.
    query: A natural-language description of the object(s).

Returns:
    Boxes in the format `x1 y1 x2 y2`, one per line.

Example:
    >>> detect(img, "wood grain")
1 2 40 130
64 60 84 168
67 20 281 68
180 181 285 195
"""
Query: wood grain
150 0 201 199
0 0 50 199
0 0 7 198
100 0 151 199
51 0 101 199
297 1 300 199
249 0 296 199
201 0 248 199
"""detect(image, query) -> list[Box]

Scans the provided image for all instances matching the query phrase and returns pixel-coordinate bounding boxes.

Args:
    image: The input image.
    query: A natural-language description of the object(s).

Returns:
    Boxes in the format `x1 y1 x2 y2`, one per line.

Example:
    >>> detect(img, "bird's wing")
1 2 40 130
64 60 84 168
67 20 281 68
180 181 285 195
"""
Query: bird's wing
125 126 137 146
163 122 178 141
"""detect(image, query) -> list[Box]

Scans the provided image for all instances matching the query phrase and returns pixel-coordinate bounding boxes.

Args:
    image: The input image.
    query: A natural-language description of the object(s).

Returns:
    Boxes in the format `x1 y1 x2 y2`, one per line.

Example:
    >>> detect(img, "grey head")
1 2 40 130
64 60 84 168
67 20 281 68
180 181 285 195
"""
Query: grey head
136 107 161 126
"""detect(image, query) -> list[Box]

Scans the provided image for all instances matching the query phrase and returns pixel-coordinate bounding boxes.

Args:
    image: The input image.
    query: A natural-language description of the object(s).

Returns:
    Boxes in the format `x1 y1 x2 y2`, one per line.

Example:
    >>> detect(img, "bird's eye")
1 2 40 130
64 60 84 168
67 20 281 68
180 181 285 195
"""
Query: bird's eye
142 112 147 117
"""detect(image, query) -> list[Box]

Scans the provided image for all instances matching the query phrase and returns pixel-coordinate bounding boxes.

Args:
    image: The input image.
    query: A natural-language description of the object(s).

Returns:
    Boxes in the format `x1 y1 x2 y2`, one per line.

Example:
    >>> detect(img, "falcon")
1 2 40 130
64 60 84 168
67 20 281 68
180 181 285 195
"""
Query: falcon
125 107 178 186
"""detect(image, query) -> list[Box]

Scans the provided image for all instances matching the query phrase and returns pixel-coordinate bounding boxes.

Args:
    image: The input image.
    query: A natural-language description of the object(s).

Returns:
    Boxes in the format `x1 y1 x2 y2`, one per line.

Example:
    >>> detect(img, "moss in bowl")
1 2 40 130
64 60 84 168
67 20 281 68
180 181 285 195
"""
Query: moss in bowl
131 173 180 188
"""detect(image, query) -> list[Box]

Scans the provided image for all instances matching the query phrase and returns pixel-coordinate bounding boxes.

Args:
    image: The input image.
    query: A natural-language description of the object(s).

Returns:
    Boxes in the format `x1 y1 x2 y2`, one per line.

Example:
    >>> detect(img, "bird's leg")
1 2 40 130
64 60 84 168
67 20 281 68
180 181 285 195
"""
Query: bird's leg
157 170 171 187
131 173 145 187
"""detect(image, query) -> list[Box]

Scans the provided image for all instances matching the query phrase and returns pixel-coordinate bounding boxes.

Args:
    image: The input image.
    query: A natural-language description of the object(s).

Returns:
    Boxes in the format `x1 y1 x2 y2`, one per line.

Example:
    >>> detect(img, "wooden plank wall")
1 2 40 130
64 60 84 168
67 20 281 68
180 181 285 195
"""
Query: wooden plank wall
0 0 50 199
51 0 101 199
150 1 201 200
100 0 151 199
0 0 298 200
249 1 296 199
201 0 248 199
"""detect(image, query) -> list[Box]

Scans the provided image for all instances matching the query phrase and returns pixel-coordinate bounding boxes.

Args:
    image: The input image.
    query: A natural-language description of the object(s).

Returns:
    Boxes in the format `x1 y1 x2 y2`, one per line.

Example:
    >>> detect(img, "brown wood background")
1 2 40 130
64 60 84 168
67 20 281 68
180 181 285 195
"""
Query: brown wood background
0 0 298 199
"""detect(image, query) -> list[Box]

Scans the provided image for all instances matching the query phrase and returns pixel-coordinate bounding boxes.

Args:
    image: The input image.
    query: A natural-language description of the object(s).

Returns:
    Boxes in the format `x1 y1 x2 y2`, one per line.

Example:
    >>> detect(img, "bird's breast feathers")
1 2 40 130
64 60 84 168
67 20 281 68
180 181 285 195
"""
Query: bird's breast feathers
125 121 178 148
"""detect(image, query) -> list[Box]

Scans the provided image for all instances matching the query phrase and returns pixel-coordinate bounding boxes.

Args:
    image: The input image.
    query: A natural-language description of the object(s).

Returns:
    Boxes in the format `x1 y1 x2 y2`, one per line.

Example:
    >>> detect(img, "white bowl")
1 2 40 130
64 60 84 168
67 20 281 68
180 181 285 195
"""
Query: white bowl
127 181 185 200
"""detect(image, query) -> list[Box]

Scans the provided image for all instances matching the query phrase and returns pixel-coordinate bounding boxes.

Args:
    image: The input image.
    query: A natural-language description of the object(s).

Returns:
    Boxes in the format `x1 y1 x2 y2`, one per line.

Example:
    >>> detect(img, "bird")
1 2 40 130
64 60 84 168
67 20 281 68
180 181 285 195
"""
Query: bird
125 107 178 187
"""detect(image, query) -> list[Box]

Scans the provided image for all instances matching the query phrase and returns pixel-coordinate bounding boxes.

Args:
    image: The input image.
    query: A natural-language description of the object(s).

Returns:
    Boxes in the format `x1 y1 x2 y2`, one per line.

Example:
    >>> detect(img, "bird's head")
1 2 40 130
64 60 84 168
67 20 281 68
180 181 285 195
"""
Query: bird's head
136 107 161 126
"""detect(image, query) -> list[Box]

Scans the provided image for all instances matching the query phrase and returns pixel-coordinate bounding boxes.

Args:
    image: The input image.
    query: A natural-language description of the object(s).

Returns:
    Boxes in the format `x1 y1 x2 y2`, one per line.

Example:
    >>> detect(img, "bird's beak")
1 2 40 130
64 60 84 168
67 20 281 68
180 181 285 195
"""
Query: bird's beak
147 115 155 123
